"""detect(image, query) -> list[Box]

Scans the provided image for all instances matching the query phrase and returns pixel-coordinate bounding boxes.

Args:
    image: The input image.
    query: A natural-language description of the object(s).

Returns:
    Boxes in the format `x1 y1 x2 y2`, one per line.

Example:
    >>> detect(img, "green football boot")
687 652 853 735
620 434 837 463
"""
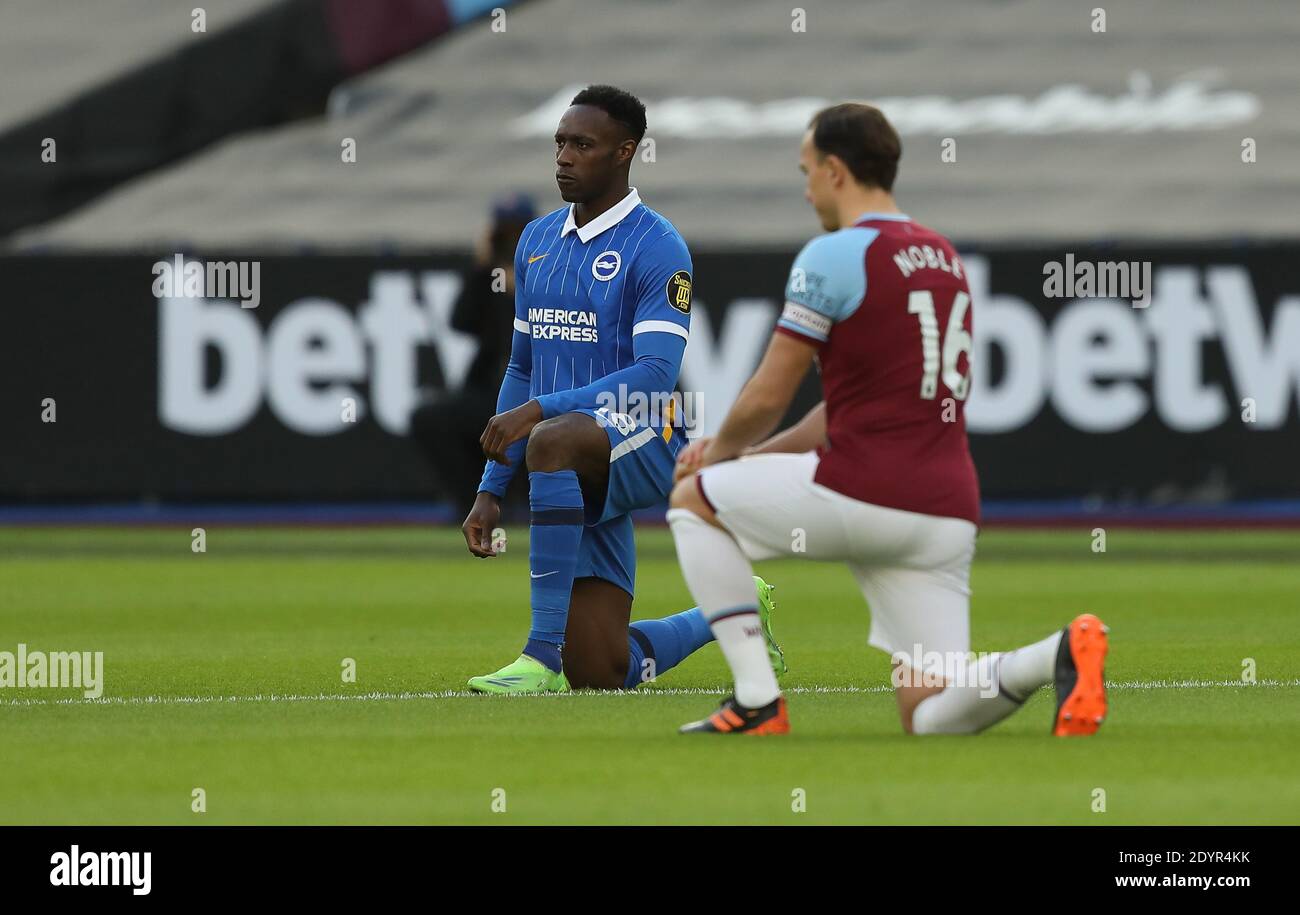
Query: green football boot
467 655 571 694
754 575 788 679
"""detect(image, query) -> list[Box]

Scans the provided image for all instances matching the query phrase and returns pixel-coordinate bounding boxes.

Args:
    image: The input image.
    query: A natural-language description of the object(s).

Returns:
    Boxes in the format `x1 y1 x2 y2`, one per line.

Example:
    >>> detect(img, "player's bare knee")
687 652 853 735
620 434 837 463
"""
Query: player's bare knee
668 478 691 510
566 660 625 691
900 708 918 735
593 668 627 690
525 419 572 472
526 414 607 474
571 675 621 691
895 681 945 735
669 477 721 528
669 476 706 515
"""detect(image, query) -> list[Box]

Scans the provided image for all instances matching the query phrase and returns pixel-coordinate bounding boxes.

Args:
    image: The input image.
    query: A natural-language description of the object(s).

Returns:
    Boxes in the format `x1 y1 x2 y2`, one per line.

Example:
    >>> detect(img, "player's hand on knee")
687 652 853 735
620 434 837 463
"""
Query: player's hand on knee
674 437 712 482
480 400 543 464
462 492 502 558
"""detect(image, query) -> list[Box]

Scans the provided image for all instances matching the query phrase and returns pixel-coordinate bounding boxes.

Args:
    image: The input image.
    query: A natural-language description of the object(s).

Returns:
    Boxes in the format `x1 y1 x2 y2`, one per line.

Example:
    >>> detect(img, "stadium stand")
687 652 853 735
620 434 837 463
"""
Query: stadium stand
3 0 1298 250
0 0 522 239
0 0 278 130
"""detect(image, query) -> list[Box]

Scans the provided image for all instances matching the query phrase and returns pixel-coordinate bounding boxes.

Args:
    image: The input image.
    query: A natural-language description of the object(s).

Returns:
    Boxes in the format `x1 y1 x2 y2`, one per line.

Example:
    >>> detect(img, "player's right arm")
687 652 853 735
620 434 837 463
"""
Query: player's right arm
462 234 535 558
677 400 826 477
725 231 868 458
747 400 826 455
676 231 867 479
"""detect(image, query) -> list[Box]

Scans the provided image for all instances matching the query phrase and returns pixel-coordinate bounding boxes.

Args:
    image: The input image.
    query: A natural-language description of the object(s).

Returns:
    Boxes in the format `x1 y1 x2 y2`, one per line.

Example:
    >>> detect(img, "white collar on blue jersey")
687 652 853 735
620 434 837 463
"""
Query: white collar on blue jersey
561 187 642 243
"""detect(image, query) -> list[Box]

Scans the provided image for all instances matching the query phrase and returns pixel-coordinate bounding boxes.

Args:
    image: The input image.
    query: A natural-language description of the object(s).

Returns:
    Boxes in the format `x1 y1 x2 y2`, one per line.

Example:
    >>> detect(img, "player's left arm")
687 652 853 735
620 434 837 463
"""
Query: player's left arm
480 232 691 460
531 230 691 420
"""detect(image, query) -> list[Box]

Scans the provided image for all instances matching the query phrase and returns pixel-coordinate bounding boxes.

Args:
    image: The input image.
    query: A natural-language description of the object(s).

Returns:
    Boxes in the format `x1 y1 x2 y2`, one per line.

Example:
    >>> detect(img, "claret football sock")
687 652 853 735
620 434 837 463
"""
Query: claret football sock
667 508 779 708
624 607 714 688
525 470 585 673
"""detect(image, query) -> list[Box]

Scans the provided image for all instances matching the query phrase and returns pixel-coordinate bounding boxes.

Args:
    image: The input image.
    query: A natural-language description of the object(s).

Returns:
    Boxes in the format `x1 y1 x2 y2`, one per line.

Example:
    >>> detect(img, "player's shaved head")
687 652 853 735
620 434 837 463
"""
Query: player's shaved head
554 86 646 205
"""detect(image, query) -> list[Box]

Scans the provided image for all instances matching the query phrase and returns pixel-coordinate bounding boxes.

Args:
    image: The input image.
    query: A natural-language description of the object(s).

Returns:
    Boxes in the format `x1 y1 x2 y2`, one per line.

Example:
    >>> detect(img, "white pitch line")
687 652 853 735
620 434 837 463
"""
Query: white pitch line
0 678 1295 708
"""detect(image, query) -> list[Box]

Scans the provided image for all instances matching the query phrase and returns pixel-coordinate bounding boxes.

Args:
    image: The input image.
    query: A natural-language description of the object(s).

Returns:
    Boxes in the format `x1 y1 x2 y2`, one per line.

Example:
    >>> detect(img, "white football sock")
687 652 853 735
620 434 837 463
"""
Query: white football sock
911 629 1065 734
999 629 1064 701
710 613 781 708
910 653 1021 734
667 508 780 708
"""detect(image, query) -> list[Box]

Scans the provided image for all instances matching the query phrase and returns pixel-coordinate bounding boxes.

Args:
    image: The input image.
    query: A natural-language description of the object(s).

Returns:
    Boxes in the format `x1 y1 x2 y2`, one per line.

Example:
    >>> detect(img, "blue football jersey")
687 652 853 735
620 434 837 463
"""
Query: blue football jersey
479 188 692 497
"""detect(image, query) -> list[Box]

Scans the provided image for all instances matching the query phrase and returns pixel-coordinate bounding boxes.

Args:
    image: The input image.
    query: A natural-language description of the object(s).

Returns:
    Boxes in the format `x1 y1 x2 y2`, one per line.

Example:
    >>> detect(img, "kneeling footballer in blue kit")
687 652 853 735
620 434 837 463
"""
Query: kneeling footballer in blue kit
460 85 784 692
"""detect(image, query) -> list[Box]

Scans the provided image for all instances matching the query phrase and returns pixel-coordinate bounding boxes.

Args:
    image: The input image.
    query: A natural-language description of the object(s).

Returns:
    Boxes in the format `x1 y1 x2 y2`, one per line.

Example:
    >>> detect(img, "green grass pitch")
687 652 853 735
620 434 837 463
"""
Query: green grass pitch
1 525 1298 825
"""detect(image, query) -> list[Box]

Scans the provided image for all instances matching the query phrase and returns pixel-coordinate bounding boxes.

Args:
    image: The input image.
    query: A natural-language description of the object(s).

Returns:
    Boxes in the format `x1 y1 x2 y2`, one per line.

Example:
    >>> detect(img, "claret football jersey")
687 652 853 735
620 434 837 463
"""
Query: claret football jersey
775 213 981 525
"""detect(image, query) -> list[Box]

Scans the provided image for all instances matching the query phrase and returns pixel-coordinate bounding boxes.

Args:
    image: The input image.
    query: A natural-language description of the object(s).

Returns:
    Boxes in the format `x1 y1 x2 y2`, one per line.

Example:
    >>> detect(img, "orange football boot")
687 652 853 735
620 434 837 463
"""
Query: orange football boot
1053 613 1109 736
680 695 790 735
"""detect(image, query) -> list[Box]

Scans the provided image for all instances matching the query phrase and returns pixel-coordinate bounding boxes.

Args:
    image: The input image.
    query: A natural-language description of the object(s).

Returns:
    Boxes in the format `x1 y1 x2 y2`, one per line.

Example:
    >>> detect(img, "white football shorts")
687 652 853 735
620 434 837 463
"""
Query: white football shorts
696 450 978 661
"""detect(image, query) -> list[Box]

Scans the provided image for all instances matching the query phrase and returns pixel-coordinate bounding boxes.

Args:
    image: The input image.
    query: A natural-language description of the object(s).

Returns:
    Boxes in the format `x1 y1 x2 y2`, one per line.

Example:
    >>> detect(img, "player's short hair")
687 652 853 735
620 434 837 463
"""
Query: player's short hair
808 103 901 192
571 85 647 144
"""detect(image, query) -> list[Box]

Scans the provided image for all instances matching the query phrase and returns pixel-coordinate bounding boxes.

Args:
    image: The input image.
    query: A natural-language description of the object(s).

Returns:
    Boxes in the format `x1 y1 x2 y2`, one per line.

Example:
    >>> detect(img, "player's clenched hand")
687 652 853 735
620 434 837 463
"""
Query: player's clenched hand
674 436 713 482
462 492 502 558
480 400 543 465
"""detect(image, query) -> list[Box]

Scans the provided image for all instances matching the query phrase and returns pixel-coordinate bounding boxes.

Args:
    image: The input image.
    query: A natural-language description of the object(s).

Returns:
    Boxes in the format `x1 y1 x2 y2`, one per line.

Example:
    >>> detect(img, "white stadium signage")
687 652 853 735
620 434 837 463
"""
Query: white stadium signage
156 259 1300 439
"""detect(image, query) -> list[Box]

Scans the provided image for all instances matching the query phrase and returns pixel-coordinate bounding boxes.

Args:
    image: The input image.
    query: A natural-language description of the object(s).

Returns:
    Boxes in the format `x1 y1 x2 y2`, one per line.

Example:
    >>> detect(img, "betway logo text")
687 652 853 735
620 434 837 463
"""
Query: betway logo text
160 272 473 436
964 257 1300 433
158 271 771 439
157 261 1300 438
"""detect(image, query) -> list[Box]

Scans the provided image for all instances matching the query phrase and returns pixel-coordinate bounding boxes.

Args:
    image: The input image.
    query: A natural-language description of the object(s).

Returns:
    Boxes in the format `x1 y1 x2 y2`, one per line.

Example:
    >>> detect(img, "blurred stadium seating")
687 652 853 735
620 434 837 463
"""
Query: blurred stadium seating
2 0 1298 523
4 0 1299 248
0 0 278 129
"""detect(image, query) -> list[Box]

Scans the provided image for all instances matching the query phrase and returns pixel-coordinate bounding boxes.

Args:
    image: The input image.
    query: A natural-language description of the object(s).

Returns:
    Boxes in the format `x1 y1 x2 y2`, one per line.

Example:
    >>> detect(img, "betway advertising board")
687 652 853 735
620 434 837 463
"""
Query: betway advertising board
3 246 1297 501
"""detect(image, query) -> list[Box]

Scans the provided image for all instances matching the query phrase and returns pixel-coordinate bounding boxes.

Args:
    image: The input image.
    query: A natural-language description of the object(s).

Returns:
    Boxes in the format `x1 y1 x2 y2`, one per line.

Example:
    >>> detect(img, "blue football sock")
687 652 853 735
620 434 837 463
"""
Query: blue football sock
524 470 584 673
625 606 715 688
523 637 563 674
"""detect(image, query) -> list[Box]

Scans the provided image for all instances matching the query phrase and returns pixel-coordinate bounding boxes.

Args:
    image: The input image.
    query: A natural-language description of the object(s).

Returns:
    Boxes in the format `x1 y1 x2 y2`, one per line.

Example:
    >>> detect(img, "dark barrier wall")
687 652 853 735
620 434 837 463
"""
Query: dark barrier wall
3 245 1298 502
